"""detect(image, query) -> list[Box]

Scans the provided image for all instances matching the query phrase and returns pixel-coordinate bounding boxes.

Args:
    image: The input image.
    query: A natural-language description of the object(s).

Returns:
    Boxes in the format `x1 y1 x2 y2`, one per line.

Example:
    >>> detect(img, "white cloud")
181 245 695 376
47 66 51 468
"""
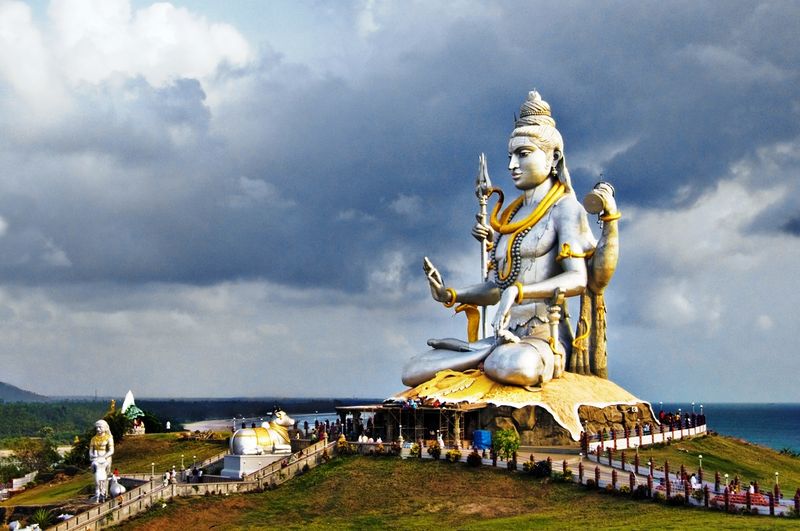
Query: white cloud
611 173 800 400
0 280 455 398
367 250 408 295
624 179 783 275
756 314 774 330
42 238 72 268
336 209 376 222
356 0 380 38
681 43 789 84
48 0 251 87
388 193 423 218
0 0 251 123
0 0 69 118
227 177 286 208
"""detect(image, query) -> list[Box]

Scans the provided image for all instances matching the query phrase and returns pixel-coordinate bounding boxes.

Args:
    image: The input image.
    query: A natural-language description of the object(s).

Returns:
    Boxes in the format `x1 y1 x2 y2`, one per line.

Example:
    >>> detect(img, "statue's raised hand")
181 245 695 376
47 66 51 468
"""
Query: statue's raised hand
471 214 496 243
423 257 449 302
594 182 618 216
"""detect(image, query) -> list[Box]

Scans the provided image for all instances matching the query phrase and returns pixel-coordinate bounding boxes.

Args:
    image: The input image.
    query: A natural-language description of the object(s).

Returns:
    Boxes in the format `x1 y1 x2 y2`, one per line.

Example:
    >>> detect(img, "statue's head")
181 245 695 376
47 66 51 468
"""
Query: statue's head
509 90 571 192
95 419 111 435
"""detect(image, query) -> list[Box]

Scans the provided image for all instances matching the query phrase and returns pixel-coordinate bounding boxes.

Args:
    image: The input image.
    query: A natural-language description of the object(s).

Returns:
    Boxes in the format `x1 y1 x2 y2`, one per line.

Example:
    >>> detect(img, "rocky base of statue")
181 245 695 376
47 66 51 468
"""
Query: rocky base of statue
477 401 656 447
396 371 656 446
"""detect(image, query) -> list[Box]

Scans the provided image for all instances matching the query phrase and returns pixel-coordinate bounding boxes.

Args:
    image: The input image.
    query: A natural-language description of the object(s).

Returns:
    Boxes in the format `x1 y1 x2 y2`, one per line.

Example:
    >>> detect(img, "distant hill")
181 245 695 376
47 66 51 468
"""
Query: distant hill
0 381 48 402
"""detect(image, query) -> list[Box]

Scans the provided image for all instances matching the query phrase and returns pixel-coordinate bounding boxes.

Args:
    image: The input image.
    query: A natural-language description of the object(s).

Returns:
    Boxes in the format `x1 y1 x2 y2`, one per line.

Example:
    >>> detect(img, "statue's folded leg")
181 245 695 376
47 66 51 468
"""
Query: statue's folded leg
483 338 555 387
402 341 494 387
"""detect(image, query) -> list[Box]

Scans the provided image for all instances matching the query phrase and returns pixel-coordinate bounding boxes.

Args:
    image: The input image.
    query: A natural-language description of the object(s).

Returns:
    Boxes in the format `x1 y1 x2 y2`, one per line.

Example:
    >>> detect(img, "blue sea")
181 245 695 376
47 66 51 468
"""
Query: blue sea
659 402 800 453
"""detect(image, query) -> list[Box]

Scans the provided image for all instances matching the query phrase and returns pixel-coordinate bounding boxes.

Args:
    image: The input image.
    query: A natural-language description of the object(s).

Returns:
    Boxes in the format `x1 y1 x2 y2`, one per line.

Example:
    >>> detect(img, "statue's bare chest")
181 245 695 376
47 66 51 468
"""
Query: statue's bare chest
495 208 558 262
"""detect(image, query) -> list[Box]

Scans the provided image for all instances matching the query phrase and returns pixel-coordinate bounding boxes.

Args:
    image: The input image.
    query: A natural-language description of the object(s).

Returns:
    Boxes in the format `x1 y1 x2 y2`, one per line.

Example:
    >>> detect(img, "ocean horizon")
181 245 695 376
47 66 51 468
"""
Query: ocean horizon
657 402 799 453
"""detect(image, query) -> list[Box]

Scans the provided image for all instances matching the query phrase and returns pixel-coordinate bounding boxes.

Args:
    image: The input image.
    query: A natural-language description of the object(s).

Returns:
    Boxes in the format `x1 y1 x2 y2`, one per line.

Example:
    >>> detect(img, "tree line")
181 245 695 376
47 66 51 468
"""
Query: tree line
0 402 108 446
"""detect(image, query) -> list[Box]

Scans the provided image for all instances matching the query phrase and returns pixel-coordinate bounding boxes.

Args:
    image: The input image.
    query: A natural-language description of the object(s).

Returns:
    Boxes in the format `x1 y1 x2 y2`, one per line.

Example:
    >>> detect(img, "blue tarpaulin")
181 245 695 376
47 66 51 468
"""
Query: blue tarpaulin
472 430 492 450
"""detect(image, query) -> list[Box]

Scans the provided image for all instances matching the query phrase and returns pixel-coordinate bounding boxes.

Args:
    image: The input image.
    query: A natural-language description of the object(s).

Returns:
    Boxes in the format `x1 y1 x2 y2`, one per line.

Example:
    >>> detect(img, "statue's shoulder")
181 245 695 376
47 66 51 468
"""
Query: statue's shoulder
552 192 587 222
553 193 595 247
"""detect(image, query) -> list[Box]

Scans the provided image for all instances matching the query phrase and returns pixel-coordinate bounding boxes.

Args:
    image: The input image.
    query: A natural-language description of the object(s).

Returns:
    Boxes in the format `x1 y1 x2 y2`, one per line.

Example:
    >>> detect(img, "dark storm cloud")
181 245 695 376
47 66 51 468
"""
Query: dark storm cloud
1 1 798 293
783 216 800 236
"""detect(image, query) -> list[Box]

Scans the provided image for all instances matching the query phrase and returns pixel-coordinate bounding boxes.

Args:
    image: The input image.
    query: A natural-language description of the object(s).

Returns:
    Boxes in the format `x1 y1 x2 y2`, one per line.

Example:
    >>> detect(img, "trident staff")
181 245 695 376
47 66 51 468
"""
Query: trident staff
474 153 492 339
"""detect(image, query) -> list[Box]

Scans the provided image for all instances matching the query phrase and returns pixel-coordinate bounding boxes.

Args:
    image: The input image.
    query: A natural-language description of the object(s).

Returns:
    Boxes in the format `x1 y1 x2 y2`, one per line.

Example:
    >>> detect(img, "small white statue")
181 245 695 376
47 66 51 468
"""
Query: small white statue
108 476 126 498
89 419 114 502
229 409 295 455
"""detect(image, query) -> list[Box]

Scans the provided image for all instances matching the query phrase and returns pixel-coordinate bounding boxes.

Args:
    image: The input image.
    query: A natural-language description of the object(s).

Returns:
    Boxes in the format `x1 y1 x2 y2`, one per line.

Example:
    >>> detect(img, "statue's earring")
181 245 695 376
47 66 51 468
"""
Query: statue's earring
551 165 558 177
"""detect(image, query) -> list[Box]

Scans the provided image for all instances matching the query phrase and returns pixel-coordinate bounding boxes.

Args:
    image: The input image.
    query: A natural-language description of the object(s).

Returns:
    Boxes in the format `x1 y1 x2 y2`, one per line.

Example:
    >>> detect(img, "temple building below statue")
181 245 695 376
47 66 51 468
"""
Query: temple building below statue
338 371 656 448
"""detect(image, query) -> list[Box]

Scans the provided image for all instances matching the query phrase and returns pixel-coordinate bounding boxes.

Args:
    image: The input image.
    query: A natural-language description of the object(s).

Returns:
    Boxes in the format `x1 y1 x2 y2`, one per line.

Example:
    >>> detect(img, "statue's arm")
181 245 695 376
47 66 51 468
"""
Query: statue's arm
588 187 619 293
453 281 502 306
423 257 501 306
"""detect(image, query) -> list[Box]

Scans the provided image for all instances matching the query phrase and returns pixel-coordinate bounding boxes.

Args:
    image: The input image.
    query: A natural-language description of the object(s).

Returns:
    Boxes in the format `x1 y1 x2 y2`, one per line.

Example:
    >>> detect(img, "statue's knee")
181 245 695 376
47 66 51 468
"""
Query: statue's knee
484 345 546 386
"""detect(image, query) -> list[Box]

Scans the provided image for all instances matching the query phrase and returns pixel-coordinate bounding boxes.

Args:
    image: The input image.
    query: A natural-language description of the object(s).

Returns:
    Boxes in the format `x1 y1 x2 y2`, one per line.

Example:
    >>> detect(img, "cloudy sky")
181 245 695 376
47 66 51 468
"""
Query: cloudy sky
1 0 799 403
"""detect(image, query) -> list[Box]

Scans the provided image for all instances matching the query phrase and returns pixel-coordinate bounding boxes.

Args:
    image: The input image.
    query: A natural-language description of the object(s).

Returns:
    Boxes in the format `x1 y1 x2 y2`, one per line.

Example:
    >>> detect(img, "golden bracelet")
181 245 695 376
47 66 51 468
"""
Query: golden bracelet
513 281 525 304
443 288 457 308
556 242 595 262
600 211 621 222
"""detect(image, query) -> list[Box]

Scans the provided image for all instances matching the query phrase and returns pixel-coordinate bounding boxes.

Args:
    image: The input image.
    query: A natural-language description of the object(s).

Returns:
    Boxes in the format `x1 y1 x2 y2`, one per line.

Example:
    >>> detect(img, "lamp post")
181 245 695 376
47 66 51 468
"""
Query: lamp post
698 454 703 469
193 455 197 469
724 473 729 489
659 401 663 413
691 402 695 415
151 462 155 479
181 454 185 470
775 472 779 487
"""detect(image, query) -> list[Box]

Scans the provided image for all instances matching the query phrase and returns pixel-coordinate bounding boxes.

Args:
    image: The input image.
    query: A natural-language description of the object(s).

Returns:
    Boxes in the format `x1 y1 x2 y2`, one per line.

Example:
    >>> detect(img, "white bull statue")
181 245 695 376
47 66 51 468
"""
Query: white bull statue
230 410 295 455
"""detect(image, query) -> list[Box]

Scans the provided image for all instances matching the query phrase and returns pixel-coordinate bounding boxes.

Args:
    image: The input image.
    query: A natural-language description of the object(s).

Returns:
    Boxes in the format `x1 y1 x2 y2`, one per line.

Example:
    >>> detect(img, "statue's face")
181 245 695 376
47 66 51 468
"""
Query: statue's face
508 136 553 190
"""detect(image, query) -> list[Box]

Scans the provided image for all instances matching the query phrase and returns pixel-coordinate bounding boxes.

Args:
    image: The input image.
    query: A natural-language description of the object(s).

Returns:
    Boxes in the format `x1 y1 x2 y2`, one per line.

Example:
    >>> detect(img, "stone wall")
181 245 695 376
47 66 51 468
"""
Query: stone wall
578 402 656 436
476 402 656 446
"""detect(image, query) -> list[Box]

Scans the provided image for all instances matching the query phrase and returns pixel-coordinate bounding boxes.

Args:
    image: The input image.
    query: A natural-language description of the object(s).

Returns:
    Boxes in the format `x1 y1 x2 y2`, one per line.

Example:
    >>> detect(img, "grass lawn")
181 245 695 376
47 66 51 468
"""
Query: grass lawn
1 433 227 506
118 451 800 530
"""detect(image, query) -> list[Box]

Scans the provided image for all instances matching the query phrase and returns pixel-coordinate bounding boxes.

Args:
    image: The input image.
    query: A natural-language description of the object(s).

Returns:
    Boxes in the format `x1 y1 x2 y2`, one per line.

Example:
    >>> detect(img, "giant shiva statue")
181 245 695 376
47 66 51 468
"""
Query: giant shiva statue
402 90 619 390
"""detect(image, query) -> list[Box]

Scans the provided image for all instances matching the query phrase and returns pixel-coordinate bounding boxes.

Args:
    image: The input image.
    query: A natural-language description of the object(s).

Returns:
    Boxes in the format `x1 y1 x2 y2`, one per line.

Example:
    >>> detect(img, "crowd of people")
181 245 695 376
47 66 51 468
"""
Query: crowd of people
658 409 707 430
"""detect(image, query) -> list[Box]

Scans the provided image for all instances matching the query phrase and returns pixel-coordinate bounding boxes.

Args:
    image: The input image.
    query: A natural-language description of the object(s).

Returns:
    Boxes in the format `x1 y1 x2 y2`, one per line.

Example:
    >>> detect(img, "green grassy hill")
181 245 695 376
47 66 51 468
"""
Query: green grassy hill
1 433 227 507
630 432 799 493
117 437 800 530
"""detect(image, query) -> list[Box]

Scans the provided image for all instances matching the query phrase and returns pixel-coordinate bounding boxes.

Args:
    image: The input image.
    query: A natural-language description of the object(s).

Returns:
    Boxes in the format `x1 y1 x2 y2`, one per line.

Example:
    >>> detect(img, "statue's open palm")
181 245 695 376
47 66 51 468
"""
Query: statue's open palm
423 257 448 302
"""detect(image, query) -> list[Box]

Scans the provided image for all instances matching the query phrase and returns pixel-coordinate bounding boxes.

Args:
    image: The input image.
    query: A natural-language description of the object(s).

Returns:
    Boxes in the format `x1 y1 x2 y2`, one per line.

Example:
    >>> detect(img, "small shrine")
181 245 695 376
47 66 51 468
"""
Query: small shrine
121 390 146 435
